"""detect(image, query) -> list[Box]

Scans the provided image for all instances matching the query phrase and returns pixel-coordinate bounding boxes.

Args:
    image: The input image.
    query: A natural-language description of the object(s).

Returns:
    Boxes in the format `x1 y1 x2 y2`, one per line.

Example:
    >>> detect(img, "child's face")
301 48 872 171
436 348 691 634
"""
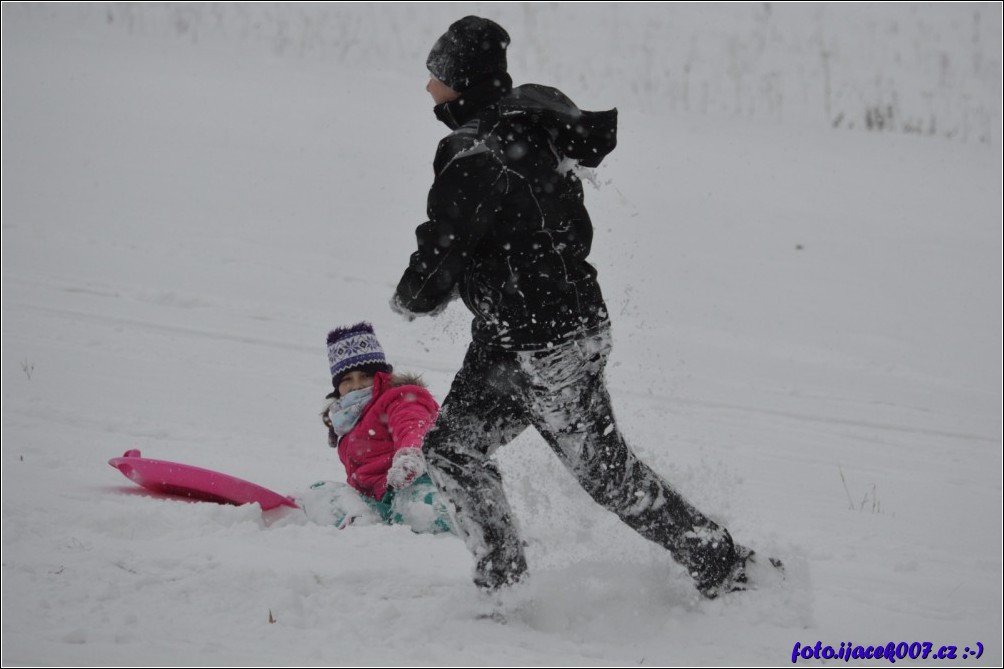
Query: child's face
426 77 459 105
338 370 374 398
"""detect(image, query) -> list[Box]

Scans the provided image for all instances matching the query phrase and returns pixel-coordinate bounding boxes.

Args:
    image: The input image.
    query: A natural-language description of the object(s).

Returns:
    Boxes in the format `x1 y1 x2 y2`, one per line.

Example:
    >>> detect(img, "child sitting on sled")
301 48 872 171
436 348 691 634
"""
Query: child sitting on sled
297 322 452 534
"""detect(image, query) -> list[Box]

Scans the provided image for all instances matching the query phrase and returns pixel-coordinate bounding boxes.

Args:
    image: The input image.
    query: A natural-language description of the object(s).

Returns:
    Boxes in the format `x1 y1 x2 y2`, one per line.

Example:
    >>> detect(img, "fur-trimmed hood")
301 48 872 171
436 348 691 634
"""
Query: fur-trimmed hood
389 372 427 389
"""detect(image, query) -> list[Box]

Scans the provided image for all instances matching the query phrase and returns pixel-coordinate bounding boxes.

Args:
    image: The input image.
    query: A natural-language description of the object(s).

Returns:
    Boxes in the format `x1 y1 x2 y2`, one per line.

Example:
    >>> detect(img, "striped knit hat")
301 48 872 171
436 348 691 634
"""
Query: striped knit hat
326 322 392 391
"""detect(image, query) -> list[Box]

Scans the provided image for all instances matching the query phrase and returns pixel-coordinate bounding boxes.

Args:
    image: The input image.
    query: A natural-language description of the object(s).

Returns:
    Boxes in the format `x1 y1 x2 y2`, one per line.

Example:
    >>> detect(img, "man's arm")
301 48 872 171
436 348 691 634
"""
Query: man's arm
393 134 503 316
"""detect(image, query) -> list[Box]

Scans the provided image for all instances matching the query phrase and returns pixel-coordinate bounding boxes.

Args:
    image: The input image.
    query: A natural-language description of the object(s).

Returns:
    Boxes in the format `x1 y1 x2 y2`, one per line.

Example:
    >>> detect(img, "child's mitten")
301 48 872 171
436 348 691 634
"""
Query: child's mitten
386 447 427 489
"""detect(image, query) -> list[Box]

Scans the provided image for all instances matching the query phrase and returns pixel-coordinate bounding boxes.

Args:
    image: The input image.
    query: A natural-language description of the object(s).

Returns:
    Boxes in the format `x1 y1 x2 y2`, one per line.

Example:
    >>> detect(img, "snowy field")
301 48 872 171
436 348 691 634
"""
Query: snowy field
2 4 1001 666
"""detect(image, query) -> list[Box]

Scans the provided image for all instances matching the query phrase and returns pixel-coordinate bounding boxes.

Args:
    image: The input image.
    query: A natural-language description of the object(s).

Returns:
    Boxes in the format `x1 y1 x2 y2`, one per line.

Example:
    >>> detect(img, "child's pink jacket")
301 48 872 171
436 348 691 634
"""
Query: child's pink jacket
329 371 439 501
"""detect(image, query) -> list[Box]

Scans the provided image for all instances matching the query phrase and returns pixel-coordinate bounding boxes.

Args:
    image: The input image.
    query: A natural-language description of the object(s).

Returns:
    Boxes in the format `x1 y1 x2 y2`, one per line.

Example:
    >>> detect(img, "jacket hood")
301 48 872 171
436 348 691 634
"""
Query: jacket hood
500 84 617 168
436 80 617 168
388 372 427 389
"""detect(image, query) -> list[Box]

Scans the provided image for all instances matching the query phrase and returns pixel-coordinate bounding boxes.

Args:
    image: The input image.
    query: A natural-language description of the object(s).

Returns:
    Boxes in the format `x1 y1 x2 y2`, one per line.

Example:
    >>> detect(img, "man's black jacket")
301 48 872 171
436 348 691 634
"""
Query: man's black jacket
394 74 618 350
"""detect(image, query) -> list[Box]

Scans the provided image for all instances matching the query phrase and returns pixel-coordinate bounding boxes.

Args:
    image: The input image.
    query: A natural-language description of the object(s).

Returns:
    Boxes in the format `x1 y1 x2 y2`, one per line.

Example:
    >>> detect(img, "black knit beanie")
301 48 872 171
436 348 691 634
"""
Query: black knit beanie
426 16 510 93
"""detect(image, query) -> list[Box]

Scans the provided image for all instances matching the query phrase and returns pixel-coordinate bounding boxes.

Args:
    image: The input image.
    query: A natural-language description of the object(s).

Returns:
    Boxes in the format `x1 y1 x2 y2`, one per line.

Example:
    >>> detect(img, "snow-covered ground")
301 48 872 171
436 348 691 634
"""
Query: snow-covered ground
2 5 1001 666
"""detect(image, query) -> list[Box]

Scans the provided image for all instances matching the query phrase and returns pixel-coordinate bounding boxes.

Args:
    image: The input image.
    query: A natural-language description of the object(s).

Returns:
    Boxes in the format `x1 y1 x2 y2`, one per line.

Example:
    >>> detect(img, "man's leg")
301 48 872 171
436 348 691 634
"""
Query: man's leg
424 342 531 590
519 330 741 595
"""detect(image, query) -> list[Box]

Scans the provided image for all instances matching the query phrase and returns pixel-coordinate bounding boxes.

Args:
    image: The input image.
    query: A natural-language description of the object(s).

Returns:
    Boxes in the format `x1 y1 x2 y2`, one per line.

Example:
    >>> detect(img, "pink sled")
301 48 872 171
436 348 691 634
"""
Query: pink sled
108 449 298 510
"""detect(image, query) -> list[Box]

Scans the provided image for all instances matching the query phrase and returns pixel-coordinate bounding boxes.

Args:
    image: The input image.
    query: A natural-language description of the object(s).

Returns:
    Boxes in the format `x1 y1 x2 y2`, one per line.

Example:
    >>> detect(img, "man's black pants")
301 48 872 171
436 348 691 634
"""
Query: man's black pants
423 328 740 593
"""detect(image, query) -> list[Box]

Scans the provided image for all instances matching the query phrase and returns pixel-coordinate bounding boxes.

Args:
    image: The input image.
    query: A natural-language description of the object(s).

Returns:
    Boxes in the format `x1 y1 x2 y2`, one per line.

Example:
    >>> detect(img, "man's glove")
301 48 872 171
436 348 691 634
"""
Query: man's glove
386 447 427 489
390 286 459 322
389 293 418 322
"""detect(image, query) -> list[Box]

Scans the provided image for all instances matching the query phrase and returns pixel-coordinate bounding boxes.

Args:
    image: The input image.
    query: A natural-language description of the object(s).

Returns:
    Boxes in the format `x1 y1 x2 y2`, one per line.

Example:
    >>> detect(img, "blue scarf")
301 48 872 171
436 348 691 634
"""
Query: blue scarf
328 387 373 437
